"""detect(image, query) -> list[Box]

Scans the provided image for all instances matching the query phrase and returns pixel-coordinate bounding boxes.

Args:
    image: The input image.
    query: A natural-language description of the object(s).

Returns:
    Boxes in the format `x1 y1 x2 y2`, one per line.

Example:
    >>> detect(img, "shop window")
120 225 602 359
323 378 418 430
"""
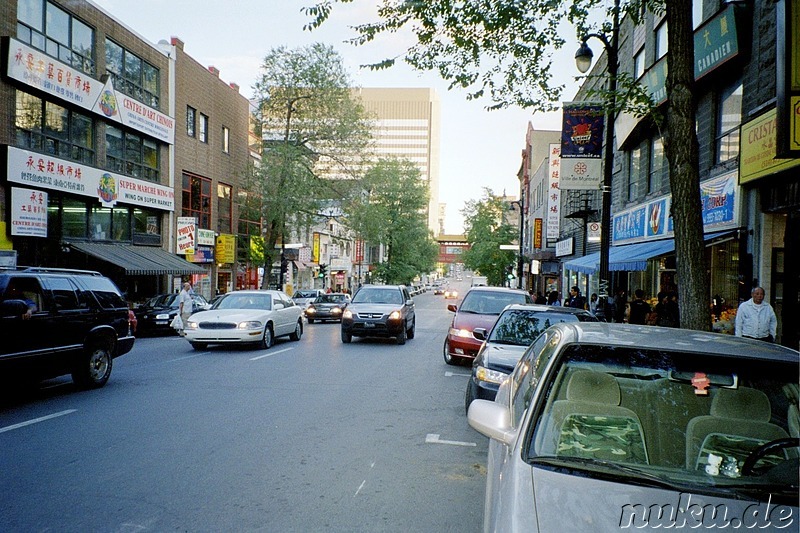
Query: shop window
15 91 94 165
105 125 159 182
90 205 131 241
62 197 88 238
17 0 95 75
187 106 196 137
715 79 743 164
218 183 232 233
182 173 212 229
105 39 159 108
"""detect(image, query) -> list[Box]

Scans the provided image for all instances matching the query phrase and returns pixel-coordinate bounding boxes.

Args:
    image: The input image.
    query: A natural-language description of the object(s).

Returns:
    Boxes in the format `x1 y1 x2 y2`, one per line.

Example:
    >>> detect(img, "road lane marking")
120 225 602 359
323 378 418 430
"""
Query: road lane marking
445 371 471 377
354 461 376 497
425 433 477 447
0 409 77 434
250 347 293 361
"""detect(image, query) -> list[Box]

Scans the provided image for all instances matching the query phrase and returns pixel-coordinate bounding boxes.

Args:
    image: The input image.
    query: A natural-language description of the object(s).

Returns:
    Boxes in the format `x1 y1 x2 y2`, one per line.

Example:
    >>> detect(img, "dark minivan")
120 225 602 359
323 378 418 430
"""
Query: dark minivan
0 267 135 389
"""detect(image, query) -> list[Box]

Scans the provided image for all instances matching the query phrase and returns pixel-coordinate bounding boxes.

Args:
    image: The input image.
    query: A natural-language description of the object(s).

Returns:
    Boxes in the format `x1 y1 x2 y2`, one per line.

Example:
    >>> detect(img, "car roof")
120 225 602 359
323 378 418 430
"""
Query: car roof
224 290 282 296
552 322 799 362
464 286 529 295
501 303 593 316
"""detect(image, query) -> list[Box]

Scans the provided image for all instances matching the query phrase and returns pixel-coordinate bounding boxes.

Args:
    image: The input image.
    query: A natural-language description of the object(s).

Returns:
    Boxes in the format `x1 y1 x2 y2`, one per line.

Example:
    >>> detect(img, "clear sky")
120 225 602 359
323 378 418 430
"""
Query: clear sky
92 0 579 234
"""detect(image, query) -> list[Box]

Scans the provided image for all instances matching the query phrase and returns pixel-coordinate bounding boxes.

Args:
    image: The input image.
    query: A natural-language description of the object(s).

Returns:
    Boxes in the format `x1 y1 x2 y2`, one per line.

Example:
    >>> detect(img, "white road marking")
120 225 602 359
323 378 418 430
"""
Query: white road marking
250 347 293 361
445 371 471 377
0 409 77 434
425 433 477 447
354 461 376 497
164 354 202 363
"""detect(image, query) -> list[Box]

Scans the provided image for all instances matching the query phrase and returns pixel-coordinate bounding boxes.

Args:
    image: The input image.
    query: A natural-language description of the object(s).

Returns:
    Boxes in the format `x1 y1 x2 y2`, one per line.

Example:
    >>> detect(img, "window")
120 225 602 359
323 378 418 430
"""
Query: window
655 22 668 60
218 183 232 233
182 173 212 229
199 114 209 143
716 80 743 164
648 135 666 194
15 91 94 164
628 141 646 201
133 208 161 235
61 196 88 238
16 0 95 75
105 39 160 108
222 126 230 153
105 125 160 182
187 106 196 137
633 49 645 80
693 0 705 30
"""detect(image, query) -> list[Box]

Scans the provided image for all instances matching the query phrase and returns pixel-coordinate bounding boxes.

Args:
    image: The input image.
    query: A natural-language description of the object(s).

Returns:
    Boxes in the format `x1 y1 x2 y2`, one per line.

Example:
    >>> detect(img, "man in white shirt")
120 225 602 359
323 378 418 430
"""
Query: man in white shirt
178 282 193 334
735 287 777 342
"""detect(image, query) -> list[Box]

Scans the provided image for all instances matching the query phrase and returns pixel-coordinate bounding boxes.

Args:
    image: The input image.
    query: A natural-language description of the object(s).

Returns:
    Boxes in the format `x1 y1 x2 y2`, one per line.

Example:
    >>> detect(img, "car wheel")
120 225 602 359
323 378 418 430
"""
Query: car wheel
407 317 416 339
443 338 456 365
341 329 352 343
396 327 407 345
465 379 477 415
307 318 315 324
259 325 274 349
72 343 113 389
289 320 303 341
190 342 207 350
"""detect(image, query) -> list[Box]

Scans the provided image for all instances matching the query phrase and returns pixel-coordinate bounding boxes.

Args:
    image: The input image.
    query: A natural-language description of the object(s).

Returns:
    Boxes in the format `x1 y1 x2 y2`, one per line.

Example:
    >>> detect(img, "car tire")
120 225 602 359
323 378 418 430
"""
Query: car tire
259 325 274 349
72 343 113 389
407 318 415 339
307 318 315 324
289 320 303 341
443 338 457 365
396 327 407 345
341 329 352 343
465 379 477 415
190 342 207 350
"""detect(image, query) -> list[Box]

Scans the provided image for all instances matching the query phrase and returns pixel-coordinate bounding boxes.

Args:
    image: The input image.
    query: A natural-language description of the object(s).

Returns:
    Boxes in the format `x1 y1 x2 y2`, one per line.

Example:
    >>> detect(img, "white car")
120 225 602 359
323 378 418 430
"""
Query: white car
292 289 324 313
183 290 304 350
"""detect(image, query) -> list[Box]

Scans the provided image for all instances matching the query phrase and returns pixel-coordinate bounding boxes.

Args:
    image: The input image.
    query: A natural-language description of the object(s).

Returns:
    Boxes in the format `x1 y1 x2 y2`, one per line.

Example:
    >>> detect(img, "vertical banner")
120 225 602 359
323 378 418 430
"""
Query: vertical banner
533 218 543 249
546 144 561 241
355 239 365 263
11 187 48 237
312 232 320 263
560 102 605 190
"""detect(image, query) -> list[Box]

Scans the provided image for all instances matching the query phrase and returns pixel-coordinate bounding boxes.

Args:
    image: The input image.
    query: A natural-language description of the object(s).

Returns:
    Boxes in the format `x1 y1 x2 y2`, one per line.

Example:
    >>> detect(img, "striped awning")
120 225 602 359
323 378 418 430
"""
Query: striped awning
70 242 206 275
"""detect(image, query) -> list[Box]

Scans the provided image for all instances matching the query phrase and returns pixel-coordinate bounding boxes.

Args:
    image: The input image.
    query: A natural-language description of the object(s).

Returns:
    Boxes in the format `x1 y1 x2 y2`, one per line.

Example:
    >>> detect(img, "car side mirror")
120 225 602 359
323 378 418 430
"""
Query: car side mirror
473 327 488 341
274 302 285 310
406 299 413 306
467 399 517 446
447 304 457 313
0 299 31 317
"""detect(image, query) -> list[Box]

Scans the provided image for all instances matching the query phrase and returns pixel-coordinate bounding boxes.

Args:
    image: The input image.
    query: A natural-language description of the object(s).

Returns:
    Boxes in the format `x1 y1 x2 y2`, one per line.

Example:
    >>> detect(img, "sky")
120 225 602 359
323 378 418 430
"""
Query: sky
92 0 580 234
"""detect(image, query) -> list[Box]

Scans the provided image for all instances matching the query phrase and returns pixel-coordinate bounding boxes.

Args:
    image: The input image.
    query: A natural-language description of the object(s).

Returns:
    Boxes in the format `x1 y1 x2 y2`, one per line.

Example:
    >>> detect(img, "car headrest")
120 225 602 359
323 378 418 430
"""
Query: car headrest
710 387 772 422
566 370 621 406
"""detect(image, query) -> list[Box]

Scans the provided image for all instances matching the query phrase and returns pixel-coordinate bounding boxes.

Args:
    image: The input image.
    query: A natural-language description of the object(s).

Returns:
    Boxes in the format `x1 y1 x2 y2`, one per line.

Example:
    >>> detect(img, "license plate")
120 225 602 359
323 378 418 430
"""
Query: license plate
363 322 375 328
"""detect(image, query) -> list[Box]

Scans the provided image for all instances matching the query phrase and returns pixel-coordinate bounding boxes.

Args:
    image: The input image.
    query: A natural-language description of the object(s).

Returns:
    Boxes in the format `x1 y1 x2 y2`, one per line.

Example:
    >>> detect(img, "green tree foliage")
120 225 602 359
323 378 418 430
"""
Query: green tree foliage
248 43 373 285
461 189 516 287
344 159 438 284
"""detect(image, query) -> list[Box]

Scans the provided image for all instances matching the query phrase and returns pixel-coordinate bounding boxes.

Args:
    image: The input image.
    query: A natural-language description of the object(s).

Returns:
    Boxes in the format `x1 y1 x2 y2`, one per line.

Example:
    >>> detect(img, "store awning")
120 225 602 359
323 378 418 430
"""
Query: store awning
70 242 206 275
563 231 736 274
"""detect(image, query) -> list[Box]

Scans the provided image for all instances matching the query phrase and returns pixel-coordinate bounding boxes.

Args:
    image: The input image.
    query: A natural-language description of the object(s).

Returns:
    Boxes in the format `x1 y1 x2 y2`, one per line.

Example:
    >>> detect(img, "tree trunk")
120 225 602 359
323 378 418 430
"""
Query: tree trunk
664 4 711 331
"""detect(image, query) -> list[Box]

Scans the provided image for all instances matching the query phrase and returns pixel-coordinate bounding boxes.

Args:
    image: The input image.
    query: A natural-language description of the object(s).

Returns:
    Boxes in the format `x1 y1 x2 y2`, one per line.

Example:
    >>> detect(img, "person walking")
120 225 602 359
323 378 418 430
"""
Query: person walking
178 282 193 335
547 290 561 306
566 286 587 310
628 289 652 325
612 288 627 323
735 287 777 342
654 292 678 327
588 293 599 314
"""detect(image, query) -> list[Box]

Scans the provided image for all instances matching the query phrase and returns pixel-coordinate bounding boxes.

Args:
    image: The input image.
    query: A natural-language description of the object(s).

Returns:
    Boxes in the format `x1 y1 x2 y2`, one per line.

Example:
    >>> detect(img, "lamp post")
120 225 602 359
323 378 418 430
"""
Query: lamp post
509 199 525 290
574 0 619 320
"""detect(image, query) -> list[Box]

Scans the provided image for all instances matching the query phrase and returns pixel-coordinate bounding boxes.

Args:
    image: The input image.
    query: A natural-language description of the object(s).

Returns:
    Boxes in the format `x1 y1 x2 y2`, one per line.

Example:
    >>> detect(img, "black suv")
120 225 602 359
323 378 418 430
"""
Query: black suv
341 285 415 344
0 267 135 389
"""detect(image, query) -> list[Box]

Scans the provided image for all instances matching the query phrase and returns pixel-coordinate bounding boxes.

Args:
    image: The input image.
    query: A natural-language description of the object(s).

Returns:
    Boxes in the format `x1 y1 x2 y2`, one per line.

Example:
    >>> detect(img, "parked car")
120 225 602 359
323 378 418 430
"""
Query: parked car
292 289 324 313
134 292 211 335
0 267 135 389
465 304 598 412
306 292 351 323
183 290 303 350
468 323 800 532
341 284 415 345
443 286 531 365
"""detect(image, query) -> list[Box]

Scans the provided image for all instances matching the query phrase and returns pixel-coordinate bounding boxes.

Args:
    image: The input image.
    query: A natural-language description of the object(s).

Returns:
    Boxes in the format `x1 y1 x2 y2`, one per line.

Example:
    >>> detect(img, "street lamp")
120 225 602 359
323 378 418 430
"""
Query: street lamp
509 199 525 290
574 0 619 320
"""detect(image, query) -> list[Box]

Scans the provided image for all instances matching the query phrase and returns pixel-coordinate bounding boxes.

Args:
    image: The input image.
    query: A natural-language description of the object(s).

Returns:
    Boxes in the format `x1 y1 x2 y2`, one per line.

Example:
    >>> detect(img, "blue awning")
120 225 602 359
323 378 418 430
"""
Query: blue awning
562 231 735 274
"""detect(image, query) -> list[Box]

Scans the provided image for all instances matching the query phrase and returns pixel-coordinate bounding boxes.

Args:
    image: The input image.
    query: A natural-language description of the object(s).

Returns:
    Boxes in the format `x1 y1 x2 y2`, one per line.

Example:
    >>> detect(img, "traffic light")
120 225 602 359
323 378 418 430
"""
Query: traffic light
318 263 327 278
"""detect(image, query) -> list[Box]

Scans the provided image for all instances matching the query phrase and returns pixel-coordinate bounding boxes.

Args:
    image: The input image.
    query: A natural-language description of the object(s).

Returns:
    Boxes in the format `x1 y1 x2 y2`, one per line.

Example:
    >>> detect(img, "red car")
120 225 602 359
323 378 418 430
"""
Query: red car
443 286 532 365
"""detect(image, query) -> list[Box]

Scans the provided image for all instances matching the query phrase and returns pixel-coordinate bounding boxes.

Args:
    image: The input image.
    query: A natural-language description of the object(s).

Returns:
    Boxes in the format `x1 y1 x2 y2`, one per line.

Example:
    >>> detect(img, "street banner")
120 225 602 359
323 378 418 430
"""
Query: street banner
546 144 561 241
177 217 197 255
560 102 605 190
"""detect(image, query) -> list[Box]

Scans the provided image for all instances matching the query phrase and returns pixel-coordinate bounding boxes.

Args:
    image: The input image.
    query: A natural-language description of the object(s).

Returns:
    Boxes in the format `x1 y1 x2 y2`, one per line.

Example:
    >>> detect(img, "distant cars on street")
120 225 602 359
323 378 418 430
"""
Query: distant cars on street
341 284 415 345
292 289 324 314
306 292 350 323
468 323 800 532
183 290 304 350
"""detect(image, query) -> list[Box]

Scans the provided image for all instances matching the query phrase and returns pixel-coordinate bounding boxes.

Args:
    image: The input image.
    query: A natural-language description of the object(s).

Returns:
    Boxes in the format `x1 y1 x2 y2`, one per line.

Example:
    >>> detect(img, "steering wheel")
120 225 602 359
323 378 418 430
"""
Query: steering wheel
741 438 800 476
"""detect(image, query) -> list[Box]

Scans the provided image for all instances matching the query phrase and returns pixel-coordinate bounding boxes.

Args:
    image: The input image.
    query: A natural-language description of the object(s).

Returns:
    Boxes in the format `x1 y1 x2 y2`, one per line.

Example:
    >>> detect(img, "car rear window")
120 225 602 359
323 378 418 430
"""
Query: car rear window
489 310 590 345
460 291 530 315
78 276 128 309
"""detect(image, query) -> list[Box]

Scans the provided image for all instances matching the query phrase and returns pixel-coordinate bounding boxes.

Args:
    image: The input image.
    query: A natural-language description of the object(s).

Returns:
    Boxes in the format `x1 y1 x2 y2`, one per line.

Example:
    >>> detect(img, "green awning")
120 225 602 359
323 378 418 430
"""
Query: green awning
70 242 206 275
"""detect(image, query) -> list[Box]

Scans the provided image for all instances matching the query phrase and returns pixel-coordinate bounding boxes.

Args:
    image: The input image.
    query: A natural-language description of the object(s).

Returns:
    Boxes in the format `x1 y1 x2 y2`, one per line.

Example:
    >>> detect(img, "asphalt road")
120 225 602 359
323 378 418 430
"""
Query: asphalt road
0 279 487 532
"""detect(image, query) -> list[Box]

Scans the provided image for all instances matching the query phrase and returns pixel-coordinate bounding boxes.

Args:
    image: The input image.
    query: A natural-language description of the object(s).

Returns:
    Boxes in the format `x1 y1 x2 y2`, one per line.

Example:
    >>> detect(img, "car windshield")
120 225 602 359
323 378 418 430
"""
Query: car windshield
352 288 404 305
149 294 179 308
459 291 529 315
212 294 272 310
316 294 347 303
294 291 317 299
488 310 595 346
524 344 799 500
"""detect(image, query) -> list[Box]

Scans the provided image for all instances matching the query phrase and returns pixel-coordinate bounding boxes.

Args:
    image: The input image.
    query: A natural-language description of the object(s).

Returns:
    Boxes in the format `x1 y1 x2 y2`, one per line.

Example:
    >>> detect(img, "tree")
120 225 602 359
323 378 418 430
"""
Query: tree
344 158 438 284
305 1 712 331
249 43 373 288
461 189 517 287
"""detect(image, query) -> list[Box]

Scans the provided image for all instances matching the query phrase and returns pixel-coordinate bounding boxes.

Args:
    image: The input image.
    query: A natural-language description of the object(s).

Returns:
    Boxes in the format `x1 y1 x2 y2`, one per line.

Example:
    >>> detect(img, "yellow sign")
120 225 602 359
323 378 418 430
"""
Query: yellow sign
792 96 800 152
215 234 236 264
740 108 800 184
312 232 320 263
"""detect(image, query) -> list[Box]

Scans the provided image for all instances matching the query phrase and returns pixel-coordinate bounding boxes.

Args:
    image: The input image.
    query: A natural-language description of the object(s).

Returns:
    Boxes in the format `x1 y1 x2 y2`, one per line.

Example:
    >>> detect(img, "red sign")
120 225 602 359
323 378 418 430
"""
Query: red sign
355 239 365 263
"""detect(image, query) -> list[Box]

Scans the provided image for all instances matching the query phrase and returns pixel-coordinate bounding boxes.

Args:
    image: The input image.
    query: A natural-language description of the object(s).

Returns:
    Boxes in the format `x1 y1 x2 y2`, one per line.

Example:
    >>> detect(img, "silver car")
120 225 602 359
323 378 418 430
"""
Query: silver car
468 322 799 532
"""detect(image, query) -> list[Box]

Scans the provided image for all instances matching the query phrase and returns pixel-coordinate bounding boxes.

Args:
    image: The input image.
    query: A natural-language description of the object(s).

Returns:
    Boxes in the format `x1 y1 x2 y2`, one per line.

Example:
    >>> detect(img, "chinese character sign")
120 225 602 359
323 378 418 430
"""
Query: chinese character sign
11 187 48 237
546 144 561 241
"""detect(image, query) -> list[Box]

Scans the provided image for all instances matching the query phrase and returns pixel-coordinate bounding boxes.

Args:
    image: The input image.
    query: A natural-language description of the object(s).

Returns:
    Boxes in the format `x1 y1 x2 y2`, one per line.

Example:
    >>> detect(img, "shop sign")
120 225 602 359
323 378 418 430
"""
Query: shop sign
186 246 214 263
613 206 647 243
10 187 47 237
555 237 574 257
216 234 236 264
355 239 365 263
646 199 668 238
312 232 320 263
7 38 175 144
700 173 736 228
330 257 351 272
177 217 196 255
197 228 216 246
560 103 604 190
694 4 740 80
546 144 562 241
7 146 175 211
740 108 800 184
533 218 543 249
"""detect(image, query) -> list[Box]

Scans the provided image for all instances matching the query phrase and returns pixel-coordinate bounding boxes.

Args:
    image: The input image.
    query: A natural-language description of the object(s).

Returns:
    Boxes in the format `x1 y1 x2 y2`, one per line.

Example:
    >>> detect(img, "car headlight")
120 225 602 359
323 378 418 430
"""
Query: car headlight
449 327 473 338
343 309 353 319
186 320 198 329
238 321 263 330
388 310 402 320
476 366 508 385
155 313 171 320
332 307 342 314
306 307 316 314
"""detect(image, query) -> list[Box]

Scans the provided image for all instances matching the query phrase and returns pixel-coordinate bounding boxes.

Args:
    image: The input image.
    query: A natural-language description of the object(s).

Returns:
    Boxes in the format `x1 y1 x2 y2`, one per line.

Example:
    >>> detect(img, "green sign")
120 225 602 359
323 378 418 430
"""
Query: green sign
694 4 740 80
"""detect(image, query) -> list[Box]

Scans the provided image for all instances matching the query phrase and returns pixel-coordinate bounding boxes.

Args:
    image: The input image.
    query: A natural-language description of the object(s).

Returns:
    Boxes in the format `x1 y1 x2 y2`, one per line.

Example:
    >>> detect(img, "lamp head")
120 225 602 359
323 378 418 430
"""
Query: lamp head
575 41 594 74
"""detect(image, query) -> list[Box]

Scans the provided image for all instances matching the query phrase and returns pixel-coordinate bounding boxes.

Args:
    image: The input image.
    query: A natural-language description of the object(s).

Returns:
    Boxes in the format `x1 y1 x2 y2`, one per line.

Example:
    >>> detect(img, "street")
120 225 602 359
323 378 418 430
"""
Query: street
0 282 487 532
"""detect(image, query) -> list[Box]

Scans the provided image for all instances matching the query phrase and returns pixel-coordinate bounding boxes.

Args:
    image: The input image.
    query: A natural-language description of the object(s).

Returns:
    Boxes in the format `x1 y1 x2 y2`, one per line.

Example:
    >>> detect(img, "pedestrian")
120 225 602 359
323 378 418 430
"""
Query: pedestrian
535 291 547 305
654 292 678 327
588 293 599 314
566 286 587 310
547 290 561 306
613 288 627 323
628 289 651 325
735 287 777 342
178 282 192 334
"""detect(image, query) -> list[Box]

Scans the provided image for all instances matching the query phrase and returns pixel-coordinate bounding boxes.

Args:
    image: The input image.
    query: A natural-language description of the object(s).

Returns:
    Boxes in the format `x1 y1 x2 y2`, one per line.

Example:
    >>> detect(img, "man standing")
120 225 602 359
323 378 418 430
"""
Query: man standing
735 287 777 342
178 282 193 334
628 289 652 325
566 286 587 310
